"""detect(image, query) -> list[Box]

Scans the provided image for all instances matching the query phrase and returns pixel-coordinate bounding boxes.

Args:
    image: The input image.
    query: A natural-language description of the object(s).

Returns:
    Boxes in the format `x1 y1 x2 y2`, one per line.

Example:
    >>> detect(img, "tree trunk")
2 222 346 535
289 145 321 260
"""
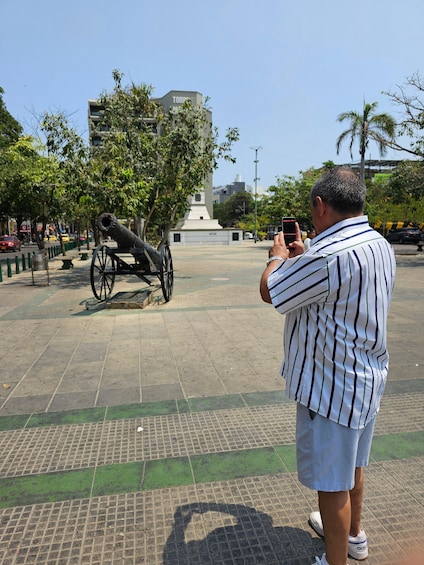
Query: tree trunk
360 151 366 183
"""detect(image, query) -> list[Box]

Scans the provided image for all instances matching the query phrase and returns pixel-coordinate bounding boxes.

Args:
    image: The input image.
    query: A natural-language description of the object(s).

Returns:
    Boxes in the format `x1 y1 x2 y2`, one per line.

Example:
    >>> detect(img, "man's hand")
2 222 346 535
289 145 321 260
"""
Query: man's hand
270 222 304 259
268 231 289 260
287 222 306 257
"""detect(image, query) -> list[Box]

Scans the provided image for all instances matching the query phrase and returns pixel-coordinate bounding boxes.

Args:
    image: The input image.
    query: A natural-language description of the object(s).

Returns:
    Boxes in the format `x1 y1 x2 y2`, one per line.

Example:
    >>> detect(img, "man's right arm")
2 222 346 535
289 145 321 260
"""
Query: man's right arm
260 260 283 303
260 227 305 304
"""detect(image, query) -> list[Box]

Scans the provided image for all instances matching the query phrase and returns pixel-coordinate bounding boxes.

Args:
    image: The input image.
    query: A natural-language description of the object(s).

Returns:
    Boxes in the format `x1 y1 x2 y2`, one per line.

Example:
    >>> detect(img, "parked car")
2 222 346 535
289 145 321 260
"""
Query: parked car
385 227 422 244
59 233 70 242
0 235 22 252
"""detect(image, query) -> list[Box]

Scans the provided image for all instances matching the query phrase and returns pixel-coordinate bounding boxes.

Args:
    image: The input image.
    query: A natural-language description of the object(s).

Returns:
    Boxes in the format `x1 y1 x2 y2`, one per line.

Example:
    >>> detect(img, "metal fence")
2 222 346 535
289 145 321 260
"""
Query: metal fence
0 241 78 283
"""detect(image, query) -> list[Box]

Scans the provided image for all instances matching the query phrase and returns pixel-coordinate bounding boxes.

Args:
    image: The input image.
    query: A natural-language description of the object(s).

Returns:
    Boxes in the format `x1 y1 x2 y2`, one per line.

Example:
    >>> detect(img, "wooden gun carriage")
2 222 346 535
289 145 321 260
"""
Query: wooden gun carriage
90 213 173 302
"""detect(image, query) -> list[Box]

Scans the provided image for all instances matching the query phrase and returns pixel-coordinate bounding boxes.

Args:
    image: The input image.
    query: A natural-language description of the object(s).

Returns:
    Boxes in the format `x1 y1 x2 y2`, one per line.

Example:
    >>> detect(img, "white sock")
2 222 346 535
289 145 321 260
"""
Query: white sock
321 553 347 565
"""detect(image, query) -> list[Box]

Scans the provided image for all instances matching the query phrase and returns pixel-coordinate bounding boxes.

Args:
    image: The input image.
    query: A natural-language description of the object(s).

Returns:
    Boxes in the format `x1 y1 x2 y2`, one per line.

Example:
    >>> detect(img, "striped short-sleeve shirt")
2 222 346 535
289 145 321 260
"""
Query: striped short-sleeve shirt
268 215 396 429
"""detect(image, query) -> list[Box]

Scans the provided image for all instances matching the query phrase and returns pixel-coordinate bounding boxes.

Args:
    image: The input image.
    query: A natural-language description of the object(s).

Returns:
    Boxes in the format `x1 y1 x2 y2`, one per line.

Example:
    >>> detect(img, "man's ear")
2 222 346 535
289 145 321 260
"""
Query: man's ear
315 196 326 217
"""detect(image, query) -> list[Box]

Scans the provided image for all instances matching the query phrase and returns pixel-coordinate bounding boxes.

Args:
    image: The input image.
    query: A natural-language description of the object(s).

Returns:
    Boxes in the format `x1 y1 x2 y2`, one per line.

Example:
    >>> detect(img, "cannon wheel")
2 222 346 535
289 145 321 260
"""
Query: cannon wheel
90 245 116 301
159 245 174 302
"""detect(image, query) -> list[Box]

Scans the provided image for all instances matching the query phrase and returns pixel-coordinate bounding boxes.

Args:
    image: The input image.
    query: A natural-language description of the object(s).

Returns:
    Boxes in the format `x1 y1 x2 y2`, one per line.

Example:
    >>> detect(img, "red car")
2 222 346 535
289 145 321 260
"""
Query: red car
0 235 22 252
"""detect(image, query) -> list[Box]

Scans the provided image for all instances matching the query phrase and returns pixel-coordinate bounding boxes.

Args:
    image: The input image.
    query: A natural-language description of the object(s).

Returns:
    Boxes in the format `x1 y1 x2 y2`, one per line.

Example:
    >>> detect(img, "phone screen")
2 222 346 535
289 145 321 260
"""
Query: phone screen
282 217 296 245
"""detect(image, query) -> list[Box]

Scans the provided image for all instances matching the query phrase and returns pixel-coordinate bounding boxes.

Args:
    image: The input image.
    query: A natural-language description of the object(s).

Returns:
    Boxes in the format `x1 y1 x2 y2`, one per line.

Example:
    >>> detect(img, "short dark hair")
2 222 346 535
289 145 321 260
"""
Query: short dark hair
310 167 366 214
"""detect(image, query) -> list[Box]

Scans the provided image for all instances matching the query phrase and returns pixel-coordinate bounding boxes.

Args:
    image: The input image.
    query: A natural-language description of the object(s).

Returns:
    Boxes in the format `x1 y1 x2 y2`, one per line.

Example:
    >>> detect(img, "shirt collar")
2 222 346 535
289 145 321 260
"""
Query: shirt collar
312 215 369 245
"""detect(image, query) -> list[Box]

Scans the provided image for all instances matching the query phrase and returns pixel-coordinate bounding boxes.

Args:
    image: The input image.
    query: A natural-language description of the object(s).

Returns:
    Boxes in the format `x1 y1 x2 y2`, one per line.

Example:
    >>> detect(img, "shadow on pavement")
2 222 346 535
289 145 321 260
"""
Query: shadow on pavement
163 502 321 564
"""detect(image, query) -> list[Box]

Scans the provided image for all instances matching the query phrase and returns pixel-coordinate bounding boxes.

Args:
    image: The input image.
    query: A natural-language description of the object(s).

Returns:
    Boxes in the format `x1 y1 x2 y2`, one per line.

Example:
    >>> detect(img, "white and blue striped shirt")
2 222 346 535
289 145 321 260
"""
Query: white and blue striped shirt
268 216 396 429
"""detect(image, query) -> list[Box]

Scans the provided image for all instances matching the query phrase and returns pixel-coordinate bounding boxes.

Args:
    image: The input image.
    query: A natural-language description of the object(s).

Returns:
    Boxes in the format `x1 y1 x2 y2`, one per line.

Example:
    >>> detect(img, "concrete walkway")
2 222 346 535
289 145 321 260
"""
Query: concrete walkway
0 241 423 564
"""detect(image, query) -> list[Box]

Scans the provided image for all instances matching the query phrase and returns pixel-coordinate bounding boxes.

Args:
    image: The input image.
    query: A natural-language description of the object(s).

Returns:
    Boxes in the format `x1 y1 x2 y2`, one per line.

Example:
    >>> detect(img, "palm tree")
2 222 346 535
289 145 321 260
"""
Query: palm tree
336 101 396 182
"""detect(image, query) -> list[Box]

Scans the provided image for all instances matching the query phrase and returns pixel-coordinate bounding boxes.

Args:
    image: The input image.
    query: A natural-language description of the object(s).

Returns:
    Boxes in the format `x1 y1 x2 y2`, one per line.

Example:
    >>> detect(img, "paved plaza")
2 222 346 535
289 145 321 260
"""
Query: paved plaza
0 241 423 564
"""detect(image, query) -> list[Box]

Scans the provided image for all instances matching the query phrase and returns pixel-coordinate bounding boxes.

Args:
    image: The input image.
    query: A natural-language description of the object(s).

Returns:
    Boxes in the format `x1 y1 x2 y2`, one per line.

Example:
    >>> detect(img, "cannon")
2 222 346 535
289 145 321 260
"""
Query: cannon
90 213 173 302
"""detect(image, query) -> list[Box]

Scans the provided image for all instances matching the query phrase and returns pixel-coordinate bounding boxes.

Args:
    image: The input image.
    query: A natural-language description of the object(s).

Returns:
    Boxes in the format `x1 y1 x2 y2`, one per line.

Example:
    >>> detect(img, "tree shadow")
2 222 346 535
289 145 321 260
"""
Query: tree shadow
163 502 322 564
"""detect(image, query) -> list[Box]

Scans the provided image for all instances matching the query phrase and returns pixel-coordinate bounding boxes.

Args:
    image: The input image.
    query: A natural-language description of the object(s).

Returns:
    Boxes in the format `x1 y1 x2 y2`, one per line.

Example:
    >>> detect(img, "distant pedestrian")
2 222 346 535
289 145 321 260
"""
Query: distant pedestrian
260 167 396 565
303 228 316 250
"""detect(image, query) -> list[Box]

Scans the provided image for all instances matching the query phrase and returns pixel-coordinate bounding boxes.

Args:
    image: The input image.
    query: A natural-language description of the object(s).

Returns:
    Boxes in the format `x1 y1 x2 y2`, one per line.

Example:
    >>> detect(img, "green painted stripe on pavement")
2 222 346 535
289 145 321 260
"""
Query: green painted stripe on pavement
92 462 143 497
190 447 286 483
0 390 289 431
0 445 295 509
27 407 106 428
141 457 193 491
1 378 419 432
0 431 422 510
0 414 29 431
0 468 94 508
371 430 424 461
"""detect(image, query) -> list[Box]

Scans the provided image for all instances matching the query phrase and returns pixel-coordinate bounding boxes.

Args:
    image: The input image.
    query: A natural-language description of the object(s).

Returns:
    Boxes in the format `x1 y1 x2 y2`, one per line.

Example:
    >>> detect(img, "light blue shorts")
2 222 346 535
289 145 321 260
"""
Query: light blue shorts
296 403 376 492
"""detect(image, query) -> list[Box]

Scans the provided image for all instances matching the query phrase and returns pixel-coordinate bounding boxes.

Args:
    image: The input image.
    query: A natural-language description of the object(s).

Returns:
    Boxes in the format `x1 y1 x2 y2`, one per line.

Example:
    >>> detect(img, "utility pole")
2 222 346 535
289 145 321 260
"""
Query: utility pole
250 146 262 242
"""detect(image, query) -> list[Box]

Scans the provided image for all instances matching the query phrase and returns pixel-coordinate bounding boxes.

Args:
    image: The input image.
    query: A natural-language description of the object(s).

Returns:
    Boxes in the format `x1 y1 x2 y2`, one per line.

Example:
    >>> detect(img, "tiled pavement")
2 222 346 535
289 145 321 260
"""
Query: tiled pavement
0 242 423 564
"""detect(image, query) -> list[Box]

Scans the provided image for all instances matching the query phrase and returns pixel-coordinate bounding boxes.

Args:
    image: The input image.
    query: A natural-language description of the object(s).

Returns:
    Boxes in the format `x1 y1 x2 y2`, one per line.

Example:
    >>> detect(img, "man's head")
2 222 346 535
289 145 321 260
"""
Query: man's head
310 167 366 233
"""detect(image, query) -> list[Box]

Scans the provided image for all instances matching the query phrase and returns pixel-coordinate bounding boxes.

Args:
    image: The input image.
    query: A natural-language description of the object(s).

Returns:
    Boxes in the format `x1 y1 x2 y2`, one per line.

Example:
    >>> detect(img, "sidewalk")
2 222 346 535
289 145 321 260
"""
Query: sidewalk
0 242 423 564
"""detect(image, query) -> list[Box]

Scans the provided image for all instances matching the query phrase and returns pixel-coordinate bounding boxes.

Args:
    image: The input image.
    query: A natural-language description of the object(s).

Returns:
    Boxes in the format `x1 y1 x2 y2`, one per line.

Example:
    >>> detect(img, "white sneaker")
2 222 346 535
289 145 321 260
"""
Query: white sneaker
309 511 368 560
312 554 329 565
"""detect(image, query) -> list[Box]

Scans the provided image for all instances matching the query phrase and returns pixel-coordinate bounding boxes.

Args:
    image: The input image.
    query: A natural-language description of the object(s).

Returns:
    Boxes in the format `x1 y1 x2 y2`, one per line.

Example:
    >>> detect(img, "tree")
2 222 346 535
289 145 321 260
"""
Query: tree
263 167 325 231
336 101 396 182
359 162 424 229
383 72 424 158
92 70 239 245
1 71 239 248
90 73 160 222
387 160 424 203
0 87 23 149
40 111 91 250
0 136 58 246
364 172 393 229
214 191 254 227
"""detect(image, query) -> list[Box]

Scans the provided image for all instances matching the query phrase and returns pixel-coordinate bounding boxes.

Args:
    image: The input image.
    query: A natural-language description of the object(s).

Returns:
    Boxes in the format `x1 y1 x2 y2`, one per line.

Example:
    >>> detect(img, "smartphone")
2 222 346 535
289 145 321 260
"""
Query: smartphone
282 217 296 245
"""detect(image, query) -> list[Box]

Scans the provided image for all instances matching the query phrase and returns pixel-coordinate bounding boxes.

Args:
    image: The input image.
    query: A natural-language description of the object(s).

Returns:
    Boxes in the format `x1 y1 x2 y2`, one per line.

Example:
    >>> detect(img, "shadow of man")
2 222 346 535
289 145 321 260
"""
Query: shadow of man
163 501 322 564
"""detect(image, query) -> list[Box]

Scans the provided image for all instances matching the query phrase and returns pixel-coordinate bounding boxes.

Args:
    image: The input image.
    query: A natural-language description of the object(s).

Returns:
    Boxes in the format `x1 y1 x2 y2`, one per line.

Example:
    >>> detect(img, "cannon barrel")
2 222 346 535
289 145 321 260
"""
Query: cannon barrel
97 213 161 266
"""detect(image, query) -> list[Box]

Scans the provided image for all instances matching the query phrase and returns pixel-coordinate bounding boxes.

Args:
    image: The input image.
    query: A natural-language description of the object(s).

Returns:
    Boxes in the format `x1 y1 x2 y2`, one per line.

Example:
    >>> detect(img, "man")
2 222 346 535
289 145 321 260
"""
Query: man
303 228 316 250
260 167 395 565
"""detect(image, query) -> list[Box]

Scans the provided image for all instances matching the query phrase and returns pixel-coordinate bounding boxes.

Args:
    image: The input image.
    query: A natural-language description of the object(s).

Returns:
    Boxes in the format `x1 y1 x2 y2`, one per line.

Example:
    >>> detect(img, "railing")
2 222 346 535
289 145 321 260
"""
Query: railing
0 241 79 283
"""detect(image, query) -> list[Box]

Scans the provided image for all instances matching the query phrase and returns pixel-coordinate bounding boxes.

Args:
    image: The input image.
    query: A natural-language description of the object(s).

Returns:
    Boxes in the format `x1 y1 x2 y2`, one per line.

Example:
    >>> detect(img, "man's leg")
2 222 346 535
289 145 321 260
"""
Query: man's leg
318 468 365 565
318 490 350 565
349 467 364 537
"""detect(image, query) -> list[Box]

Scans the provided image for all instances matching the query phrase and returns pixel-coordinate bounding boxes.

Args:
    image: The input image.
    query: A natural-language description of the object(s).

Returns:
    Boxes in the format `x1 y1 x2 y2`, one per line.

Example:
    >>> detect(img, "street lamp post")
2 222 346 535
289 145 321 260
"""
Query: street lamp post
250 146 262 242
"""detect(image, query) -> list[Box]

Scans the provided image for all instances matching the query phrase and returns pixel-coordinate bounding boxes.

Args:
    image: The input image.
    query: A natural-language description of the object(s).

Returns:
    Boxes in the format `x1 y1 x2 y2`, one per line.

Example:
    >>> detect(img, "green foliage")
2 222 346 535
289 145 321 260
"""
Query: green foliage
0 136 58 234
91 70 239 244
363 161 424 227
91 74 159 219
38 112 95 250
263 167 324 230
0 87 23 149
388 160 424 202
213 191 254 227
0 70 239 249
40 112 91 216
7 68 424 243
364 172 392 225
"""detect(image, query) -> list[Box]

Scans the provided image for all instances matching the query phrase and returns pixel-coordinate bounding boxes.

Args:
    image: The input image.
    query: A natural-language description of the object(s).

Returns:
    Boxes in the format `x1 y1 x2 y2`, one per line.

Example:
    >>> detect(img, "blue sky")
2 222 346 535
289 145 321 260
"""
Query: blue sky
1 0 423 191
